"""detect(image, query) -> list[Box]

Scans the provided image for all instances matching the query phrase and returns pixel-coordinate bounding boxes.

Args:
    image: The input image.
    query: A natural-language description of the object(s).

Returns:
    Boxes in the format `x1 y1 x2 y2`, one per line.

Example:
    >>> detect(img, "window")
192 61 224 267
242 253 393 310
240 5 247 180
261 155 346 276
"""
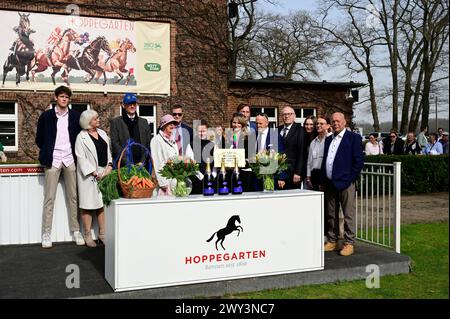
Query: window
70 103 89 113
250 107 278 128
137 104 157 138
0 101 18 151
294 108 316 124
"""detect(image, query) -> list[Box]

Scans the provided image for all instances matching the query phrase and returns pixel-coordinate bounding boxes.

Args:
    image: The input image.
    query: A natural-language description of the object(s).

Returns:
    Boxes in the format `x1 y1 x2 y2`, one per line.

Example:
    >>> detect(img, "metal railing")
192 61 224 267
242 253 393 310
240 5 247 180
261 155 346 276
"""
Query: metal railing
355 162 401 253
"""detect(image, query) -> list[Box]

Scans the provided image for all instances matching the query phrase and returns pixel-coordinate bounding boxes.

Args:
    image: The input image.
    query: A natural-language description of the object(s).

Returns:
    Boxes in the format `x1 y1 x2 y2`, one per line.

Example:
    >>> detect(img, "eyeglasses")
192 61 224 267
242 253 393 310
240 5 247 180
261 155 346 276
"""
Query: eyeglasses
282 113 294 116
390 135 396 138
172 113 183 117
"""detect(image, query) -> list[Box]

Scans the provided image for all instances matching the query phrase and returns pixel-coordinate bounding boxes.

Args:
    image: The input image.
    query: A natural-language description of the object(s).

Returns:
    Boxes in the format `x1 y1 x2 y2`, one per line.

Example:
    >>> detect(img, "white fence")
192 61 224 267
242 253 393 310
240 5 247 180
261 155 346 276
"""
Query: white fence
0 165 98 245
355 162 401 253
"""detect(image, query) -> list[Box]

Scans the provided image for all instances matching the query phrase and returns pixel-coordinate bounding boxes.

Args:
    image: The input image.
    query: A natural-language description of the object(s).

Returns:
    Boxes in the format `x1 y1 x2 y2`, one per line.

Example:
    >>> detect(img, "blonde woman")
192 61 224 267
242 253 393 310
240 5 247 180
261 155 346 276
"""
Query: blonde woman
75 110 112 247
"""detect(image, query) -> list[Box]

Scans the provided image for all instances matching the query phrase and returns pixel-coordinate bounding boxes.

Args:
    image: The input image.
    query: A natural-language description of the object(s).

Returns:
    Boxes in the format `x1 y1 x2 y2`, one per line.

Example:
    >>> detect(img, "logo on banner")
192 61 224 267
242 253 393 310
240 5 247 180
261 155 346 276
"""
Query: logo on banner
144 62 161 72
206 215 243 251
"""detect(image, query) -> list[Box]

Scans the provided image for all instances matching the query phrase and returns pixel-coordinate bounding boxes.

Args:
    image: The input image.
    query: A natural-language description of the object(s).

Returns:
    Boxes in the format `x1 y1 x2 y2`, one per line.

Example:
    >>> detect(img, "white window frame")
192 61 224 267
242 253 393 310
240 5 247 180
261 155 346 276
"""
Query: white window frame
250 106 278 128
69 103 90 113
0 101 18 152
138 104 157 137
295 108 317 124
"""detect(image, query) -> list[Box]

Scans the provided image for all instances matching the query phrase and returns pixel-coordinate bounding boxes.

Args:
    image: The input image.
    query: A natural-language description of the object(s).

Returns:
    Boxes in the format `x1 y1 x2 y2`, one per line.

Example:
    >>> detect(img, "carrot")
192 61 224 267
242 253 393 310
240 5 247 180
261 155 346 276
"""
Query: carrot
126 176 137 185
132 177 142 187
143 178 151 187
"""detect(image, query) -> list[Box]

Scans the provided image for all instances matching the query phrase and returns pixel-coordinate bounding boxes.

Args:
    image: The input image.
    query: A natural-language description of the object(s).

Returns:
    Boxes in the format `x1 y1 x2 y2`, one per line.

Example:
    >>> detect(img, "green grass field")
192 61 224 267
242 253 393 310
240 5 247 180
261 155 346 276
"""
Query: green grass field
226 222 449 299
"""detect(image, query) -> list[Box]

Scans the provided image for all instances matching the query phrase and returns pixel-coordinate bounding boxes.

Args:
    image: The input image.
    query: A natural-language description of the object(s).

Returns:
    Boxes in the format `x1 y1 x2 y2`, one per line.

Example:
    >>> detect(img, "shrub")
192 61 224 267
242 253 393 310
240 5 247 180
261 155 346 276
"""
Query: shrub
364 155 449 194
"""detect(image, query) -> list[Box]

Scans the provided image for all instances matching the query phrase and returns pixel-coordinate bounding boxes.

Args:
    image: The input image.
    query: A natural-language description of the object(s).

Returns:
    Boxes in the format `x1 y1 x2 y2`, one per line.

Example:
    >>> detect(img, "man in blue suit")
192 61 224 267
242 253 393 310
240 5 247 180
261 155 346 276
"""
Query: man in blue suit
237 103 257 133
171 103 193 156
320 112 364 256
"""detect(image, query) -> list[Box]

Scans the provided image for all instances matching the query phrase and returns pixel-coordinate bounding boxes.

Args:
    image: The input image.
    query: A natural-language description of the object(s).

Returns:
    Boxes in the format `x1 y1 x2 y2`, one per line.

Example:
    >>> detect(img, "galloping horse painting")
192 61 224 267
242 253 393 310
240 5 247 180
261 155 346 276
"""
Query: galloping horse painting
206 215 244 251
63 36 113 85
2 13 35 86
96 38 136 85
30 28 80 85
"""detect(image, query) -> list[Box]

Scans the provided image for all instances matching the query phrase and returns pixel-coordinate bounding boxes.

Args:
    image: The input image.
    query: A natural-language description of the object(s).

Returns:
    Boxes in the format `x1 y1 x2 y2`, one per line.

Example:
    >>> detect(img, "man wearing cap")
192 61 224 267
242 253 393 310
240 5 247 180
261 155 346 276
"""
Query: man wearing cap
439 131 449 154
110 93 152 165
151 114 194 195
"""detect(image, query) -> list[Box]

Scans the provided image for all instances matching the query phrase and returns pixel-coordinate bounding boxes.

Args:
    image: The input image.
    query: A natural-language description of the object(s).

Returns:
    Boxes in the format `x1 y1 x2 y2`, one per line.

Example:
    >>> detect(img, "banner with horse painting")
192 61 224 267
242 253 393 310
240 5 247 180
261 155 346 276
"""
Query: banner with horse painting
0 10 170 95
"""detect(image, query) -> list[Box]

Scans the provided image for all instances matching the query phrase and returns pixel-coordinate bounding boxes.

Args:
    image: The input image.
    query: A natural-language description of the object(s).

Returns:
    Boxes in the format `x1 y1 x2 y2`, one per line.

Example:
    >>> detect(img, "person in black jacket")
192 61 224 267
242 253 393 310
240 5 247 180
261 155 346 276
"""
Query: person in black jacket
404 132 421 155
35 85 84 249
277 106 306 189
171 103 193 156
382 130 404 155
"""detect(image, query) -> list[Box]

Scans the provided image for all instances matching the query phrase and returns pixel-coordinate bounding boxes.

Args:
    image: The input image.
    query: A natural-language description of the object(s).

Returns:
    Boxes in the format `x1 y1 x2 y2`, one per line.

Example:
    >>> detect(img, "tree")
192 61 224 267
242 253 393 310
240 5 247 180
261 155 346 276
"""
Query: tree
237 11 329 80
316 0 384 131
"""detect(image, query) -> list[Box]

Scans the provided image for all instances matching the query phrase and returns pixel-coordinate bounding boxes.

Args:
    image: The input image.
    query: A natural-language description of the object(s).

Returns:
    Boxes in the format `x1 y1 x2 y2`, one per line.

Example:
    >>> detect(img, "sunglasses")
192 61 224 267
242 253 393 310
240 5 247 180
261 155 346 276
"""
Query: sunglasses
172 113 183 117
390 135 396 138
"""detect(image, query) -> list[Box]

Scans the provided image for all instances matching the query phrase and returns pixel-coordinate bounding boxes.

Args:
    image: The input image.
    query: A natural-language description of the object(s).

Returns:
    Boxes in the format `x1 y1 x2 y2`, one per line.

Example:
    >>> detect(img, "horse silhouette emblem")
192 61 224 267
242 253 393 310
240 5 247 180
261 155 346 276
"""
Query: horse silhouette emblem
206 215 243 251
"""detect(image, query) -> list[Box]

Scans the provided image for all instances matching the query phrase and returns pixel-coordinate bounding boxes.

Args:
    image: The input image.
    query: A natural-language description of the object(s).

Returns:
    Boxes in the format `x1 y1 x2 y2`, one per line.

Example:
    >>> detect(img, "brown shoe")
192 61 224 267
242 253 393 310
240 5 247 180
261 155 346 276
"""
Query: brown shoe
340 244 354 256
324 242 337 252
84 231 97 248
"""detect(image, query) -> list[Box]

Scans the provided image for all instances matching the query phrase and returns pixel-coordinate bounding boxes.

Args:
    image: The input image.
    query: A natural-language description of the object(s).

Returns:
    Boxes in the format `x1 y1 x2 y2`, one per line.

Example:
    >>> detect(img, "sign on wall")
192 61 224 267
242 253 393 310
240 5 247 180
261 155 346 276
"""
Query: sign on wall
0 10 170 95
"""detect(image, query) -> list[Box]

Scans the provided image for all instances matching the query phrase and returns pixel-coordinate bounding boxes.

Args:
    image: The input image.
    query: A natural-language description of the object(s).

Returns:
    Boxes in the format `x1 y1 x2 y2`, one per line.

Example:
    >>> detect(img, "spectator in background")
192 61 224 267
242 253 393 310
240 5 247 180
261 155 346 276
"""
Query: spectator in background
0 141 7 163
422 133 443 155
440 132 449 154
365 133 383 155
404 132 421 155
417 126 428 149
383 130 404 155
437 127 444 141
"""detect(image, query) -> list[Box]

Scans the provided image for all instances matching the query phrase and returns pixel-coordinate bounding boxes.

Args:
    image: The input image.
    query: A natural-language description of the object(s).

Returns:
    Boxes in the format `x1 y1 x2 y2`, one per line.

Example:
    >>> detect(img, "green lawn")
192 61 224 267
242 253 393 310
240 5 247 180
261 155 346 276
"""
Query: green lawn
226 222 449 299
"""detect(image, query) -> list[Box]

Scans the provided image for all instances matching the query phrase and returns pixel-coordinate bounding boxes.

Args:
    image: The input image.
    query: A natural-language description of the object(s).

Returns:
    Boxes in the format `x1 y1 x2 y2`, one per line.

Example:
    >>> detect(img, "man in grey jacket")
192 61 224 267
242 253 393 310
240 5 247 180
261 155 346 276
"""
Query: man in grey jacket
110 93 152 165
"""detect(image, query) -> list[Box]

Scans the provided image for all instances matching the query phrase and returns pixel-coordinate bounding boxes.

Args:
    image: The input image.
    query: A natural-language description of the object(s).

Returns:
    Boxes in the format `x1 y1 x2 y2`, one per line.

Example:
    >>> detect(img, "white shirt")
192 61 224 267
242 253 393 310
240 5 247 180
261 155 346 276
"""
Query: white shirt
307 132 332 176
326 129 346 180
257 128 269 152
365 141 383 155
281 123 293 138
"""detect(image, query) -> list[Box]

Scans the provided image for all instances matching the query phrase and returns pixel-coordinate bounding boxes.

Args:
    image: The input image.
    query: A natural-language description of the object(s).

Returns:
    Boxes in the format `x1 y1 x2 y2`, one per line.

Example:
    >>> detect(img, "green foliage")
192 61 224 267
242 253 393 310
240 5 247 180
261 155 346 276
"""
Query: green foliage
226 222 449 299
248 150 288 179
98 164 152 206
159 156 199 181
365 155 449 195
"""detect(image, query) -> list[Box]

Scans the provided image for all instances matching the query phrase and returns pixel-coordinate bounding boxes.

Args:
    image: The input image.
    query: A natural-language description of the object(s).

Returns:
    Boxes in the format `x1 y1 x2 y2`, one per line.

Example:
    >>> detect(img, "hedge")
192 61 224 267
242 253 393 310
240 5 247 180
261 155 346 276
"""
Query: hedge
364 154 449 195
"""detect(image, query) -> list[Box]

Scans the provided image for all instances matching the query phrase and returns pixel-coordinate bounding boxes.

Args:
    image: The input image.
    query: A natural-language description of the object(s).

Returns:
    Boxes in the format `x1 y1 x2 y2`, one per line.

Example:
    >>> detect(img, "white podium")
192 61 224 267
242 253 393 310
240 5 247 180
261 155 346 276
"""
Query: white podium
105 189 324 292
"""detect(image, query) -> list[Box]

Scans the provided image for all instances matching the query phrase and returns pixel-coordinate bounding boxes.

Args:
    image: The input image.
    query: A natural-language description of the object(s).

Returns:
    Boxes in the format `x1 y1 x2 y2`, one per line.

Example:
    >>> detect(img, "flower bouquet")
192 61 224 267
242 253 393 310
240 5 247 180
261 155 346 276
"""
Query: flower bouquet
159 156 199 197
249 150 288 192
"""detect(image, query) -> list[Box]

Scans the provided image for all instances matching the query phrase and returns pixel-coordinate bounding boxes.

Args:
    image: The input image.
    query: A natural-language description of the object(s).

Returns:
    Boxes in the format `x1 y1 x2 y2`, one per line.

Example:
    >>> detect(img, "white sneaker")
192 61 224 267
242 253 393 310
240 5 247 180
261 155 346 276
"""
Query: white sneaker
42 233 52 249
73 231 85 246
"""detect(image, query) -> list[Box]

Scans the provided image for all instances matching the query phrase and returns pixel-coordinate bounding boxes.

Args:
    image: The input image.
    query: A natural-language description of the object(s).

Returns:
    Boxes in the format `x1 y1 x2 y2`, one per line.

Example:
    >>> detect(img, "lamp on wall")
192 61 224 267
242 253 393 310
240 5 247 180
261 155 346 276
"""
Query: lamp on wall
345 89 354 101
228 1 239 19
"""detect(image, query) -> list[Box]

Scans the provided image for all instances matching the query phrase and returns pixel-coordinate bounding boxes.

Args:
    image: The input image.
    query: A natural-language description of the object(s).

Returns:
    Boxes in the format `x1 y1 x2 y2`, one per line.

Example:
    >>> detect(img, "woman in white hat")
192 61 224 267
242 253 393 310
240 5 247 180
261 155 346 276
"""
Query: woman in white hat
151 114 194 195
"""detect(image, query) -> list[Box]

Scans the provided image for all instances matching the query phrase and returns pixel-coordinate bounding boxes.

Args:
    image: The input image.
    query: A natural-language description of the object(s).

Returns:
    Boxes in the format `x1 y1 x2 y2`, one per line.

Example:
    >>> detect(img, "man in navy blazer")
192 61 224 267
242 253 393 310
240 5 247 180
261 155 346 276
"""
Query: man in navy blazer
171 103 193 156
320 112 364 256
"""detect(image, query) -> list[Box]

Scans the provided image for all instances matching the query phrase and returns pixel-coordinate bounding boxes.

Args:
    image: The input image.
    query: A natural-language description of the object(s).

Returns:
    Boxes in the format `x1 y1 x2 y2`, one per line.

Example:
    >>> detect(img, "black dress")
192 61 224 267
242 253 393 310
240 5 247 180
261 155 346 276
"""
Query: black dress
89 133 108 167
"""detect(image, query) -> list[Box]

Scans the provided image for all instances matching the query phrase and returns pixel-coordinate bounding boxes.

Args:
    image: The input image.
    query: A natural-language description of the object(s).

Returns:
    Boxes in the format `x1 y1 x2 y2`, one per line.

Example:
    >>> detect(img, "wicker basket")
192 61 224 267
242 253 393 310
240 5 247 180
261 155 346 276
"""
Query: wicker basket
117 147 157 199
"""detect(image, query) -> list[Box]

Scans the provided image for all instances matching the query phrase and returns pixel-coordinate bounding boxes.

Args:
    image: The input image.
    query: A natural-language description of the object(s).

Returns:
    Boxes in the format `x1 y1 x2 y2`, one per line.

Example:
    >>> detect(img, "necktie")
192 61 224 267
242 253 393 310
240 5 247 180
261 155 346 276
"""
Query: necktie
175 128 182 155
282 127 289 138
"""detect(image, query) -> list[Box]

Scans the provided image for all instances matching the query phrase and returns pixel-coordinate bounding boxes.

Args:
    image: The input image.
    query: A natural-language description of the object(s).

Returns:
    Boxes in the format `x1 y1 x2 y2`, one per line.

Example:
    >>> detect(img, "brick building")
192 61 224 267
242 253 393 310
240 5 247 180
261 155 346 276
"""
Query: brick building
0 1 362 162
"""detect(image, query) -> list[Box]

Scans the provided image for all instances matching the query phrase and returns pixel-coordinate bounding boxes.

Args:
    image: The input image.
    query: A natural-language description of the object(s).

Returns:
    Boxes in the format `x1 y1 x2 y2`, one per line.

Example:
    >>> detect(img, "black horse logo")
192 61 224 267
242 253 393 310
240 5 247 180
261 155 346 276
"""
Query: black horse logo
206 215 243 251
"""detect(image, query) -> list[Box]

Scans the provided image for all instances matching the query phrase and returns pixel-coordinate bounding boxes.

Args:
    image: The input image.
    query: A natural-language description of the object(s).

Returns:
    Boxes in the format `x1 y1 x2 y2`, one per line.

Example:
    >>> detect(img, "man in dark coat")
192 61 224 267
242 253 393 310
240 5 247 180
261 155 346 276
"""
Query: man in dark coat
110 93 153 165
